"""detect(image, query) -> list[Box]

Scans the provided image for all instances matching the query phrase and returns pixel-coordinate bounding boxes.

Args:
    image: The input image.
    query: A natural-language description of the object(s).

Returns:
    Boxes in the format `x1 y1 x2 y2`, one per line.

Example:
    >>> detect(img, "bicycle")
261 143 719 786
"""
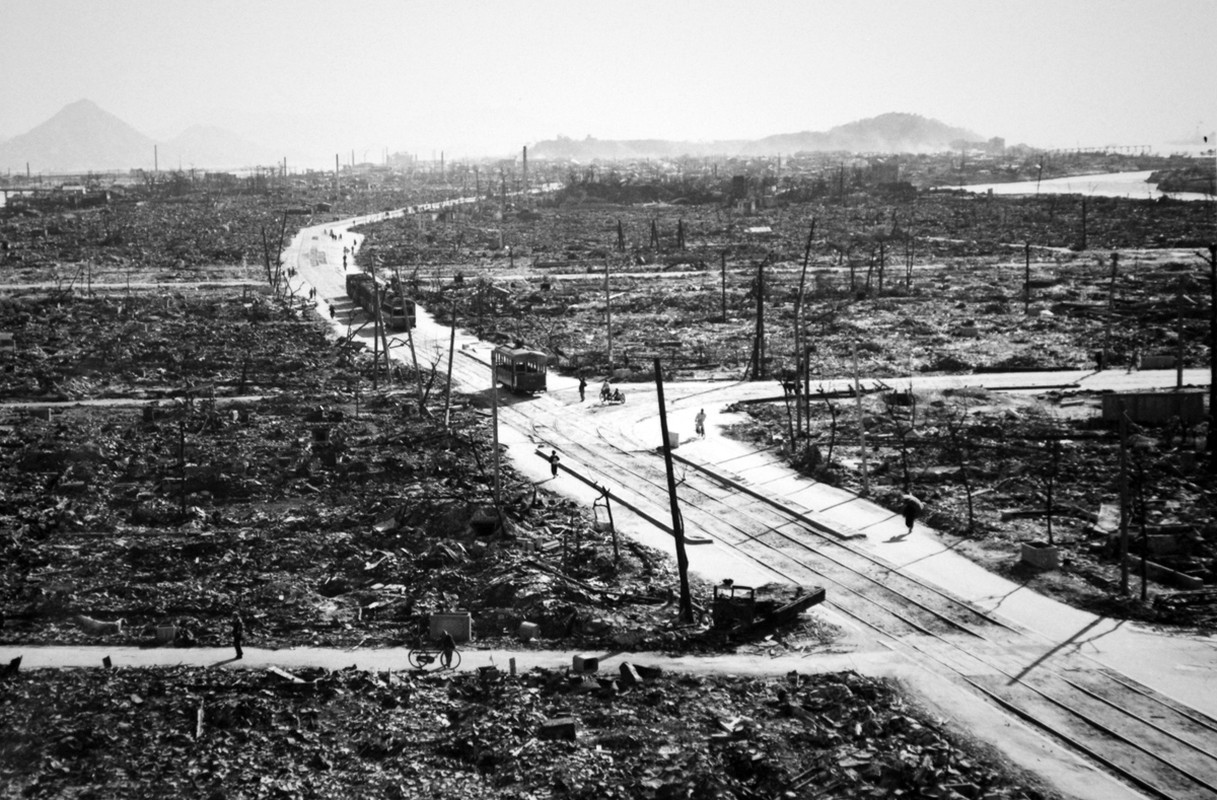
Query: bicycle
407 639 461 670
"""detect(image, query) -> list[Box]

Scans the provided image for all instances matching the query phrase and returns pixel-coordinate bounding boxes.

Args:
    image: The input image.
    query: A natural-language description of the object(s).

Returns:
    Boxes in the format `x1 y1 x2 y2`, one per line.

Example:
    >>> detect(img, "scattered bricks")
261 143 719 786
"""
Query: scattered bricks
572 655 598 673
539 717 576 741
517 621 539 642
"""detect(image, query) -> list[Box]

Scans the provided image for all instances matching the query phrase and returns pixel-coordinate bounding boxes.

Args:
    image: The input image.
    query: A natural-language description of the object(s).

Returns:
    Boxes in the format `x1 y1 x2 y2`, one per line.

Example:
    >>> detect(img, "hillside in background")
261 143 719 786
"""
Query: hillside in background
0 100 154 173
0 100 279 174
531 113 985 161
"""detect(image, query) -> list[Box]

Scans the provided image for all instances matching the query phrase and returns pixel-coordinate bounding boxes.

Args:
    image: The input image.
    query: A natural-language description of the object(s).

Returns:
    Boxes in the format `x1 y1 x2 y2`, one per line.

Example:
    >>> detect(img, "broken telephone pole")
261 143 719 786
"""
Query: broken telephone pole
654 358 695 624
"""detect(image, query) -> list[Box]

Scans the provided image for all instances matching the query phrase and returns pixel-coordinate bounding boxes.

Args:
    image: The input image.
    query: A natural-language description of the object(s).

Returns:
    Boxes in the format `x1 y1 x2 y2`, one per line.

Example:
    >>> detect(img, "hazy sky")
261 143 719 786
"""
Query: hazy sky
3 0 1213 163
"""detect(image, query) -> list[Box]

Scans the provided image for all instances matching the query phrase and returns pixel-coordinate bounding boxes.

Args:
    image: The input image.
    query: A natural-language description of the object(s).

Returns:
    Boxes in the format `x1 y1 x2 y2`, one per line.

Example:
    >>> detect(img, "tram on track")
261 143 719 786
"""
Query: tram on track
345 272 415 331
492 345 548 394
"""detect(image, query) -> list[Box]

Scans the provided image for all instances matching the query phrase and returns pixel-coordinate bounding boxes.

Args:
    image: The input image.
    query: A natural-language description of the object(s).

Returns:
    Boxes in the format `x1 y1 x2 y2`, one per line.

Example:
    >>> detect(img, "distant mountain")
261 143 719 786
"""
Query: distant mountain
531 113 985 161
0 100 281 173
0 99 154 173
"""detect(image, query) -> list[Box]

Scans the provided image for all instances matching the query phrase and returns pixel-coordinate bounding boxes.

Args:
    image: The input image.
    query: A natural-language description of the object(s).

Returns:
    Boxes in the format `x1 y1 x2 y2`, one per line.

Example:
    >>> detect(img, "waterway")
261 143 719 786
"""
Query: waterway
949 170 1212 202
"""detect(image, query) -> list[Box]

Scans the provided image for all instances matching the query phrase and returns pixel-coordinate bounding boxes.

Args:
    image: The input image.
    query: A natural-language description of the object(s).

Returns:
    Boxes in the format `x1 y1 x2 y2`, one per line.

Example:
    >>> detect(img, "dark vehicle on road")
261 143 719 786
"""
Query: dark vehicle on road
493 345 548 394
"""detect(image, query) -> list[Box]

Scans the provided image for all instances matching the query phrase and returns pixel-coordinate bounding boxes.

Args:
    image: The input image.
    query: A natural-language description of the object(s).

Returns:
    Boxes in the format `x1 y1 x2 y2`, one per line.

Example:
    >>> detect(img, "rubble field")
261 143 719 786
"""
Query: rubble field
0 166 1210 797
0 664 1063 800
0 285 845 656
348 185 1214 627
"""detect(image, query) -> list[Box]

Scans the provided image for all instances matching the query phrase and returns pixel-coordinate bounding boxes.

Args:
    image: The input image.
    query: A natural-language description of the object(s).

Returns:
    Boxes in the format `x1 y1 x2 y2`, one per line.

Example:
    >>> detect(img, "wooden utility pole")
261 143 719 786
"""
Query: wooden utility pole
604 258 613 371
1119 406 1130 594
370 278 381 390
1204 245 1217 468
444 298 458 430
1023 241 1031 314
491 361 501 511
794 220 816 437
1176 277 1185 390
750 257 766 380
654 358 694 624
852 341 869 495
1103 252 1119 370
1079 196 1088 250
720 251 727 322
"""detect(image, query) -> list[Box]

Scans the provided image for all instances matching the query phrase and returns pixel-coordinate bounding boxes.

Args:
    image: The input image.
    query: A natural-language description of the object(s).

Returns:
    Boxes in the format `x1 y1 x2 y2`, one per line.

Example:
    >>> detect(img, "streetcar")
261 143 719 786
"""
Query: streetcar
492 345 548 394
345 272 415 330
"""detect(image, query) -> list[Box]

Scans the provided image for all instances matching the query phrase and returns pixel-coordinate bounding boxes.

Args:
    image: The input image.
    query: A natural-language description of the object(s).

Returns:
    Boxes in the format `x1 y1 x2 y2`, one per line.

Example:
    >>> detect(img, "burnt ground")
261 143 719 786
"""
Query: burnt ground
0 664 1063 800
1 169 1208 798
348 186 1216 630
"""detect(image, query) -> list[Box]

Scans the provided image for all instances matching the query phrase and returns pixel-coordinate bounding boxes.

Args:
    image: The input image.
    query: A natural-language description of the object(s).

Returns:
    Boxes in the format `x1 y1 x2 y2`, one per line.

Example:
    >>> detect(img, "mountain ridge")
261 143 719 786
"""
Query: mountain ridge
530 113 986 160
0 99 282 173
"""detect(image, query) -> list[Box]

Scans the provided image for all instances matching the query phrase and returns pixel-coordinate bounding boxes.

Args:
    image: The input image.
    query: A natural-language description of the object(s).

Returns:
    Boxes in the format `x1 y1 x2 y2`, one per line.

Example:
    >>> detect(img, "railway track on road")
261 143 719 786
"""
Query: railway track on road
488 390 1217 800
307 207 1217 800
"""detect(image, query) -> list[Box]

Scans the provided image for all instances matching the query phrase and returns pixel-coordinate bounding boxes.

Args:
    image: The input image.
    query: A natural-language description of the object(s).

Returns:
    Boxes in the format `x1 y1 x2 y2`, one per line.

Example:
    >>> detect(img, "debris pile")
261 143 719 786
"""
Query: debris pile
0 664 1062 800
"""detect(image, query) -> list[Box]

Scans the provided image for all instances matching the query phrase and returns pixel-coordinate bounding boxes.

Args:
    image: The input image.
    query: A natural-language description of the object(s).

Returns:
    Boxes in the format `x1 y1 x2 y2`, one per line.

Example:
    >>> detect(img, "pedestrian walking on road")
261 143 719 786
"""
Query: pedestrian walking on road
549 449 560 478
328 303 335 320
695 409 706 437
900 493 923 538
437 630 457 669
578 376 587 402
231 612 244 659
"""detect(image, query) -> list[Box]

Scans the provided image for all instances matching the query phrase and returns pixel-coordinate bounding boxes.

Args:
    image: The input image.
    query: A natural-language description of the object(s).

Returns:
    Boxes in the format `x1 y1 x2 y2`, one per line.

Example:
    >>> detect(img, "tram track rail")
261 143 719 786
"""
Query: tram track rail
439 294 1217 799
491 392 1217 799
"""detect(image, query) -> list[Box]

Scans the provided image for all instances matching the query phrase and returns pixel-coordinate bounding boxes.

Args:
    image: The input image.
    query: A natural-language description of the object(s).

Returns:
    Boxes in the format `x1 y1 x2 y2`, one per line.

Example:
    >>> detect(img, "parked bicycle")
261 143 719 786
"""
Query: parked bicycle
407 636 461 670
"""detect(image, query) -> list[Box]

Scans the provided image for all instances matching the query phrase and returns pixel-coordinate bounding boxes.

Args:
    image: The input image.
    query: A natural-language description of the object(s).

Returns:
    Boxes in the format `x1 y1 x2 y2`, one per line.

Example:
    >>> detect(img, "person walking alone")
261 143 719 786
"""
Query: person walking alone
695 408 707 437
549 449 560 479
900 493 924 538
578 376 587 402
231 612 244 659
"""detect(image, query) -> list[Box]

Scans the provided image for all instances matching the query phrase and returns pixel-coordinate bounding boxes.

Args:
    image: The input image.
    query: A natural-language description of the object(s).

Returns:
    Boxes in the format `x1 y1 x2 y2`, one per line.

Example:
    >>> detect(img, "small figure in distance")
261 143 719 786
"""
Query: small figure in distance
600 380 611 403
549 449 560 478
896 492 923 540
578 376 587 402
611 388 624 403
437 629 457 669
231 611 244 659
695 408 706 437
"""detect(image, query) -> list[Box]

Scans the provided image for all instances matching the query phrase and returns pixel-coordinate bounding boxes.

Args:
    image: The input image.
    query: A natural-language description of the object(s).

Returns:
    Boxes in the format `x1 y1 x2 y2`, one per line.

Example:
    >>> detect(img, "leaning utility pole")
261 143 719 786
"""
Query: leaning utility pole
654 358 694 624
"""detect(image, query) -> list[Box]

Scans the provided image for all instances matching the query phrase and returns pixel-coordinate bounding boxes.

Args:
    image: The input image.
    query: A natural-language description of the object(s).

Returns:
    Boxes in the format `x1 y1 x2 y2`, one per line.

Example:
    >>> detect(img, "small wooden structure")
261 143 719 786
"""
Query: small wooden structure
493 346 548 394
